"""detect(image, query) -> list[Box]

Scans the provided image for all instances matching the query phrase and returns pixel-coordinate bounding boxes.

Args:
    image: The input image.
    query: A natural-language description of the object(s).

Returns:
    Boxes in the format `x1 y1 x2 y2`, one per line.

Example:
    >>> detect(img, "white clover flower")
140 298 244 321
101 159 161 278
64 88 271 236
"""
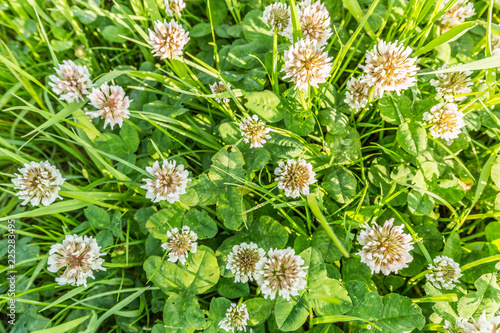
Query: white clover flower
284 0 332 46
219 303 249 332
430 64 473 102
226 242 266 283
360 40 419 95
48 60 93 103
263 3 291 35
438 0 475 32
161 226 198 264
165 0 186 17
423 102 466 141
141 160 191 204
357 218 414 275
47 234 106 287
148 19 190 60
274 158 317 198
86 83 131 130
443 319 465 333
491 34 500 56
457 311 500 333
344 75 382 110
255 247 308 301
12 161 65 207
426 256 462 290
239 115 271 148
282 38 333 91
210 81 231 103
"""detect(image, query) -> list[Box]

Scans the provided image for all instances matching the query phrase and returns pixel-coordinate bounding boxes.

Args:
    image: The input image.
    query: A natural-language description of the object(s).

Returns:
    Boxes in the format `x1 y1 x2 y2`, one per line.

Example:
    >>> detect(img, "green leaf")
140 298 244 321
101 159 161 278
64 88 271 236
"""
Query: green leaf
244 298 273 327
216 187 247 230
323 166 357 203
285 109 315 136
217 277 250 298
243 148 271 177
143 246 220 295
190 23 212 37
265 133 303 161
274 294 310 331
207 0 228 27
244 90 286 123
318 108 349 134
376 294 425 333
209 146 246 188
407 190 434 215
397 122 428 156
242 10 272 43
346 281 383 321
120 123 139 153
163 293 205 332
102 25 129 43
311 227 347 263
205 298 232 333
244 216 289 251
84 205 111 229
182 174 223 206
443 232 462 263
378 94 411 124
458 273 500 319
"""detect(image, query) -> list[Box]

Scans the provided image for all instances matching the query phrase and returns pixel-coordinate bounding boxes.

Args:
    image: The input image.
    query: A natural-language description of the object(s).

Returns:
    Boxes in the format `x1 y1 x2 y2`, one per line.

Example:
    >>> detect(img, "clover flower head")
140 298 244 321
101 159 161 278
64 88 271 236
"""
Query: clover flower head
282 38 333 91
148 19 190 60
423 102 466 141
239 115 271 148
360 40 419 95
430 64 473 102
210 81 231 103
457 311 500 333
438 0 475 32
12 161 65 207
491 34 500 56
274 158 316 198
141 160 191 204
255 247 308 301
285 0 332 46
219 303 249 332
226 242 266 283
49 60 93 103
263 2 291 34
161 226 198 264
426 255 462 290
344 75 382 110
165 0 186 17
86 82 132 129
357 218 414 275
47 234 106 287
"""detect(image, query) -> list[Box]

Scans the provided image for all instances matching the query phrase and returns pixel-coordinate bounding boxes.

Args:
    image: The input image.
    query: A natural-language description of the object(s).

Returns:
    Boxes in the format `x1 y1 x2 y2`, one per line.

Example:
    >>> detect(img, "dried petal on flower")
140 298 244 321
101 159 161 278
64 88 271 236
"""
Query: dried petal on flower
438 0 475 32
141 160 191 203
165 0 186 17
86 82 132 129
255 247 308 300
356 218 414 275
49 60 93 103
263 2 291 34
426 255 462 290
344 75 382 110
284 0 332 46
148 19 190 60
240 115 271 148
161 226 198 264
274 158 317 198
430 64 473 102
423 102 466 141
12 161 65 207
226 242 266 283
282 38 333 91
47 234 106 287
219 303 249 332
210 81 231 103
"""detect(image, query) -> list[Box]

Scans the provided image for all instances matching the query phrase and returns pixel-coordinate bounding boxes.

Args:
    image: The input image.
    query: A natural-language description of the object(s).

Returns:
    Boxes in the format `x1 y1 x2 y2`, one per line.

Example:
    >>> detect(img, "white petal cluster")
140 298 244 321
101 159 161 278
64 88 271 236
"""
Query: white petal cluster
274 158 317 198
226 242 266 283
165 0 186 17
430 64 473 102
423 102 466 141
360 40 419 96
426 255 462 289
210 81 231 103
285 0 332 46
47 234 106 287
344 75 382 110
12 161 65 207
357 218 414 275
141 160 191 203
86 82 132 129
239 115 271 148
455 312 500 333
254 247 308 301
148 19 190 60
219 303 249 332
282 38 333 91
263 3 291 34
438 0 475 32
491 34 500 56
161 226 198 264
49 60 93 103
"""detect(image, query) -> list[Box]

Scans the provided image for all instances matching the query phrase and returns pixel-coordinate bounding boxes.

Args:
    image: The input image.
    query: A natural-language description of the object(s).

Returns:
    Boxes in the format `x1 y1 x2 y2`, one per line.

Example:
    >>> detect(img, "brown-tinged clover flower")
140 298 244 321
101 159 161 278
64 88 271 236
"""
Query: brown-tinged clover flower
12 161 65 207
226 242 266 283
148 19 190 60
239 115 271 148
219 303 249 332
344 75 382 110
165 0 186 17
255 247 308 301
274 158 316 198
141 160 191 204
438 0 475 32
263 2 291 34
282 38 333 91
86 82 132 130
49 60 93 103
430 64 473 102
423 102 466 141
456 312 500 333
360 40 419 95
285 0 332 46
161 226 198 264
426 256 462 290
357 218 414 275
210 81 231 103
47 234 106 287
